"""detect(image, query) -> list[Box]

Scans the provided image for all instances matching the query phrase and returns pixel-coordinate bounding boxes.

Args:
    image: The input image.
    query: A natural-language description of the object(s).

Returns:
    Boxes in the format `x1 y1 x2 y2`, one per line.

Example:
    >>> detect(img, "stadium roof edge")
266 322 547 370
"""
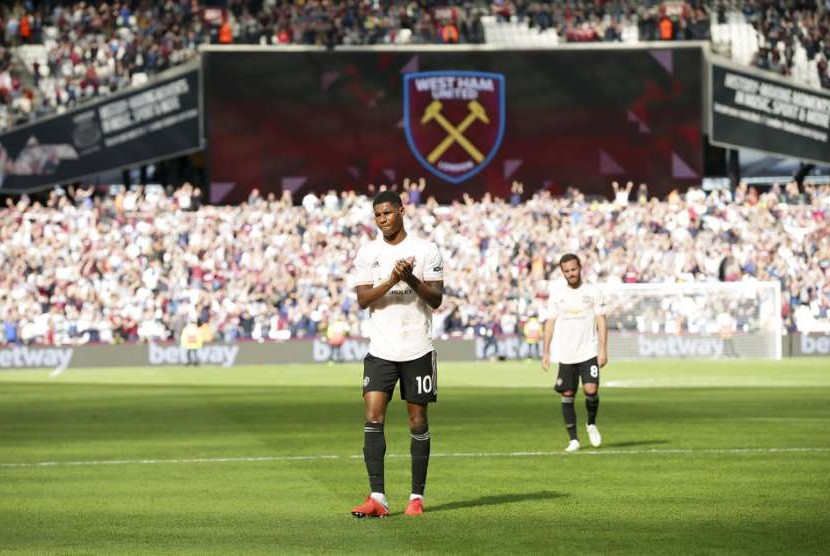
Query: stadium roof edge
198 41 710 54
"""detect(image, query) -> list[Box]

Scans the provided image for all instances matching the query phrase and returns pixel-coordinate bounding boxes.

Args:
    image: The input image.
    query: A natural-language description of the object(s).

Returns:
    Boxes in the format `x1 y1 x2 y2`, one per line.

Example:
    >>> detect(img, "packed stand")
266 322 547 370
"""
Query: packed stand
0 1 826 132
0 1 204 130
743 0 830 89
0 0 488 131
485 0 830 88
1 177 828 347
490 0 711 42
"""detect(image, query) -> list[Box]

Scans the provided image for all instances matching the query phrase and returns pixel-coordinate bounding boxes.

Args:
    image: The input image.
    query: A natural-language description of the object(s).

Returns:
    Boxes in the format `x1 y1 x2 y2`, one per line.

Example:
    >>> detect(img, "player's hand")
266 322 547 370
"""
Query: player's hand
541 353 550 372
598 350 608 368
395 257 415 281
388 265 403 284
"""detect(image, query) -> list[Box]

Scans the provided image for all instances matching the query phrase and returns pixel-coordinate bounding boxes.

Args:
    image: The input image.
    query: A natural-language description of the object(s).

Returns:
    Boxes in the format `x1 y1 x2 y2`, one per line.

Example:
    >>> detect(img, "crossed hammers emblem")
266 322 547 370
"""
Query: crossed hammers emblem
420 100 490 164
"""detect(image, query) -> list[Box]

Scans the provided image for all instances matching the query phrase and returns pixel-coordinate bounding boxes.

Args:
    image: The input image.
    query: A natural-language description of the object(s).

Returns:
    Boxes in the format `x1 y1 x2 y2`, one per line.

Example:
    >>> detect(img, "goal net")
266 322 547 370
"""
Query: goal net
596 281 782 360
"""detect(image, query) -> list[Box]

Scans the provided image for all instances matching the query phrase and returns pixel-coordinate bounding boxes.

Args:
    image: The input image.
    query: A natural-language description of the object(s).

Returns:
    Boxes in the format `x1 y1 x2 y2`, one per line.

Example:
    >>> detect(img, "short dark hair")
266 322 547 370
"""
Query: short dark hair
372 190 403 207
559 253 581 267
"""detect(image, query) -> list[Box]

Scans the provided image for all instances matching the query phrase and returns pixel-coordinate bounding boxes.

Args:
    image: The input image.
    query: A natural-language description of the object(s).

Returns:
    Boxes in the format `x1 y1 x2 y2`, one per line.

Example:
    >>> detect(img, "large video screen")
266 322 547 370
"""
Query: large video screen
710 61 830 165
204 47 703 203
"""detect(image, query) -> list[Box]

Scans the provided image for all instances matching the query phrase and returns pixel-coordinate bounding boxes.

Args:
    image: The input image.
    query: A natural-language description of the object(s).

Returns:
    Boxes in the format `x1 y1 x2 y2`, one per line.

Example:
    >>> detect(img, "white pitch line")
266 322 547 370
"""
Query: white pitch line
1 447 829 469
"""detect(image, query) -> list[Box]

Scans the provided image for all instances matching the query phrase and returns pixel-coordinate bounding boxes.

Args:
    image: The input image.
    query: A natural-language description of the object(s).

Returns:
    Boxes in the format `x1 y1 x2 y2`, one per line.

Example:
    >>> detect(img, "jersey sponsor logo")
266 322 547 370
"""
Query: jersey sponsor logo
432 265 443 272
403 71 505 184
388 288 413 296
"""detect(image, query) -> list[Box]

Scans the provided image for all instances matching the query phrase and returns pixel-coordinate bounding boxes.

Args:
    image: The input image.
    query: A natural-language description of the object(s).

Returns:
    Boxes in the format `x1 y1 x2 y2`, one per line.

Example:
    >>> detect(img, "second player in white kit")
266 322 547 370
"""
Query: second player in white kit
542 253 608 452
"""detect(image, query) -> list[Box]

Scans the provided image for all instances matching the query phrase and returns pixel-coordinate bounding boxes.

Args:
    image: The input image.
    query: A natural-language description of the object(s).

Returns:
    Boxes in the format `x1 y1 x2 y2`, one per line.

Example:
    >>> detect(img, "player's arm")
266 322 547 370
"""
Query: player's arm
542 317 555 372
597 314 608 367
402 245 444 309
355 266 403 309
402 271 443 309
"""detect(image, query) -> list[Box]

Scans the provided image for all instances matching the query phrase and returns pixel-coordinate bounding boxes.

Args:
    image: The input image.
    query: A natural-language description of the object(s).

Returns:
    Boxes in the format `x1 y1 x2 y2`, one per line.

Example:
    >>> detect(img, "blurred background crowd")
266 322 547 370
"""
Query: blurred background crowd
1 179 827 346
0 0 826 130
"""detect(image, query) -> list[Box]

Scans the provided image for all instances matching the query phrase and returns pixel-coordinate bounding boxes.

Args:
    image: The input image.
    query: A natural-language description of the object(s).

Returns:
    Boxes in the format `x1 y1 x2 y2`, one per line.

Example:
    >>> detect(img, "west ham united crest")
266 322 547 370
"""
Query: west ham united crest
403 71 505 184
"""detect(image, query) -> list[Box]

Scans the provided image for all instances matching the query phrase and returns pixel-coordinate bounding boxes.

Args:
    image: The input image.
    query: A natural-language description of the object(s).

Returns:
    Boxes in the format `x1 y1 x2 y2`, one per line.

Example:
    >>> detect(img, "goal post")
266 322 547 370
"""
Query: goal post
596 281 782 360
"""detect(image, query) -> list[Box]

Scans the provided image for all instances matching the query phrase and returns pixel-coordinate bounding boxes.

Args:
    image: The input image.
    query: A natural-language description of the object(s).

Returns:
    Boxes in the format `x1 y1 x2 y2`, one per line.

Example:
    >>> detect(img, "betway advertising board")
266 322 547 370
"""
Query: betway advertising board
1 333 815 373
791 334 830 357
0 339 472 373
475 333 779 360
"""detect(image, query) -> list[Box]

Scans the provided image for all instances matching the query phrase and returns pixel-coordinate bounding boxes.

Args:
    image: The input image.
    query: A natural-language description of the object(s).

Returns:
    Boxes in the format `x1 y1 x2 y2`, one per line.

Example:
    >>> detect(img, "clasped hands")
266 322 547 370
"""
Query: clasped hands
389 256 416 286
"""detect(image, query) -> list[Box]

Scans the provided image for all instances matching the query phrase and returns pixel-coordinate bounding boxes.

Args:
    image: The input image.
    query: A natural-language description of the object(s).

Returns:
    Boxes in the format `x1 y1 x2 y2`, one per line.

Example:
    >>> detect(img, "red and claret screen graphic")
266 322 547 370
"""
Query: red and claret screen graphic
204 48 702 204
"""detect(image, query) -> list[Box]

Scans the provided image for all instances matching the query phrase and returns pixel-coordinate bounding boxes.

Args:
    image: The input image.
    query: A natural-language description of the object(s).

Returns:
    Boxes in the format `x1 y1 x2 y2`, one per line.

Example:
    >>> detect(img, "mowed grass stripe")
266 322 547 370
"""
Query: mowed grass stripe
2 446 830 469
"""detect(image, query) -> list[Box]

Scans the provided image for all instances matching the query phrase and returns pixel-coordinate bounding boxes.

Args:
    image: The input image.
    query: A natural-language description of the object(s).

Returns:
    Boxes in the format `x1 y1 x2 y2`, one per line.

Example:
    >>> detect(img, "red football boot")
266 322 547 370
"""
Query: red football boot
351 496 389 518
404 497 424 516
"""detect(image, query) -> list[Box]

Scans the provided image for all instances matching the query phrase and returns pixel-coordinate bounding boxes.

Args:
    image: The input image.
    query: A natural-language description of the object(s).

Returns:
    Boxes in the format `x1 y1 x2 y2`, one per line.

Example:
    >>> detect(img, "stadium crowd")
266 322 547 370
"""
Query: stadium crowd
748 0 830 88
0 1 827 131
1 178 828 346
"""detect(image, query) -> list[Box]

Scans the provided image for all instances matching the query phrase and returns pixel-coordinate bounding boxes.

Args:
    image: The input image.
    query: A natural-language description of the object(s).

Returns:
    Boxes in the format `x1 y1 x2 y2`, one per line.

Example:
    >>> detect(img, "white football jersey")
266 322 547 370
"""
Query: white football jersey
544 280 607 364
352 235 443 362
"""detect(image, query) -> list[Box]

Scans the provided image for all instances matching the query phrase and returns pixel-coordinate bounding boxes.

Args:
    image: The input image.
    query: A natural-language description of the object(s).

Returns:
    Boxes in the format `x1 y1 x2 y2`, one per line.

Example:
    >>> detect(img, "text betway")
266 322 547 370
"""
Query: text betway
148 344 239 367
475 336 538 359
312 338 369 362
638 337 724 358
0 347 73 371
800 335 830 355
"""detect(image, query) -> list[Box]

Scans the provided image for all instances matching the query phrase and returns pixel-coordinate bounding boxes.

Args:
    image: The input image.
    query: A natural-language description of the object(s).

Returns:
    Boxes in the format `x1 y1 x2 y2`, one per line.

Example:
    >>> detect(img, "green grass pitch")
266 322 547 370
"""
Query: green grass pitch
1 359 829 554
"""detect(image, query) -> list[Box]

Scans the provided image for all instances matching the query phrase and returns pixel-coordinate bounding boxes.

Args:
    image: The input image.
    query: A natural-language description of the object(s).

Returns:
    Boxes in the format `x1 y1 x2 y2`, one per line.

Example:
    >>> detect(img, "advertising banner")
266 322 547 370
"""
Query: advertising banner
0 64 203 193
790 334 830 356
710 60 830 164
1 331 795 374
0 338 475 372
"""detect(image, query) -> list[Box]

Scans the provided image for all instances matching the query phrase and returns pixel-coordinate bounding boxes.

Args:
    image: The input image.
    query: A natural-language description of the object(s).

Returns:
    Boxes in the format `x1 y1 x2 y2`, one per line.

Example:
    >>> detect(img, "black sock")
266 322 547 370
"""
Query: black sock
410 428 430 496
363 422 385 493
561 396 577 440
586 395 600 426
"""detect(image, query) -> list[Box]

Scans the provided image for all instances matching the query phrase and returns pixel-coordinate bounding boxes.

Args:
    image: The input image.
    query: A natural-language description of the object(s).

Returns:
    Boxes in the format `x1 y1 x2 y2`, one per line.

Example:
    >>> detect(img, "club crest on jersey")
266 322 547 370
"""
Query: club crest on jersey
403 71 505 184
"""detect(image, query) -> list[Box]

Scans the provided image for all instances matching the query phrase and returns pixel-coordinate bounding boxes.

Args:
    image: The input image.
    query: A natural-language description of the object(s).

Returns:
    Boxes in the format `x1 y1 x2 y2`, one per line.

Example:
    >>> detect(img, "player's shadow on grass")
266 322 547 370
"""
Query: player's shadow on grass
425 490 565 513
602 440 669 448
